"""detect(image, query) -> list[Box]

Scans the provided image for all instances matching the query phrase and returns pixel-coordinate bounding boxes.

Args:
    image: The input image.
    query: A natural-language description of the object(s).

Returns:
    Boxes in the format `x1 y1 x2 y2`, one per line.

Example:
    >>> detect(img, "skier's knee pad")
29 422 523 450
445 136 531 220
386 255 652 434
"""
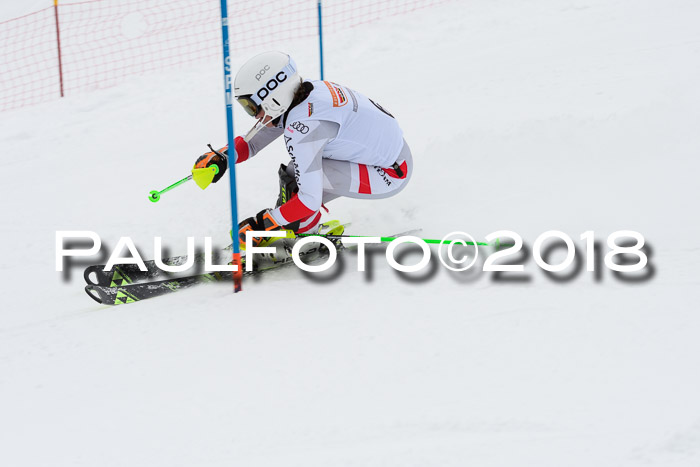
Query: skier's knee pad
276 164 301 231
276 164 298 208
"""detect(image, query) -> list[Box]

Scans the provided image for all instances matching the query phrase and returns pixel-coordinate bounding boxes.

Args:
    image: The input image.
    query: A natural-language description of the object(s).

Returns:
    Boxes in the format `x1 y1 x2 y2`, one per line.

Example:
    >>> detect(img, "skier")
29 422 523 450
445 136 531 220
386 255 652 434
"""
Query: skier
193 51 413 254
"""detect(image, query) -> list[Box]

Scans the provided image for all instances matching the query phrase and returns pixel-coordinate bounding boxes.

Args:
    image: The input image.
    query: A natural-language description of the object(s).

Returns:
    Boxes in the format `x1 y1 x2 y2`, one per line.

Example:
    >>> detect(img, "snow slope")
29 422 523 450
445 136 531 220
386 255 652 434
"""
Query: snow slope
1 0 700 466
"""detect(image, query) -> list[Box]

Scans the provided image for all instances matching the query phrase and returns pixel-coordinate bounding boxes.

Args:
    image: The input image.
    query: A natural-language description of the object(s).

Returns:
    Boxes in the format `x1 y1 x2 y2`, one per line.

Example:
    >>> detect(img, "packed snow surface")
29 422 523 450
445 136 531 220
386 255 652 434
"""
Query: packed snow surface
1 0 699 466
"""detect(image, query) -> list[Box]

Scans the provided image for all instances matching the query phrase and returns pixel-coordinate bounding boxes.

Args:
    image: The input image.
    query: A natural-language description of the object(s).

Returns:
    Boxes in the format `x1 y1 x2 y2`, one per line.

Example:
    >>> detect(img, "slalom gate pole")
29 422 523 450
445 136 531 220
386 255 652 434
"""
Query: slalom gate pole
218 0 243 292
317 0 324 80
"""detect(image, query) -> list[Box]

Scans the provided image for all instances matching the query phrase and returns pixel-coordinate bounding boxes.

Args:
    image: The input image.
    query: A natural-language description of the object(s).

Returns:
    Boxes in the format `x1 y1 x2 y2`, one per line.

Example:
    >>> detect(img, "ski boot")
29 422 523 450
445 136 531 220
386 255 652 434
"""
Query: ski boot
309 219 345 251
242 220 346 271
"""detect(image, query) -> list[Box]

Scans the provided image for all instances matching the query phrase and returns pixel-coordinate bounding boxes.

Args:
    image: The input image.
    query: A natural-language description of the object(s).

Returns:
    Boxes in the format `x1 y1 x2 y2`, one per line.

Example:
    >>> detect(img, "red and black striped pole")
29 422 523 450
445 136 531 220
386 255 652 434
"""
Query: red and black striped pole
53 0 64 97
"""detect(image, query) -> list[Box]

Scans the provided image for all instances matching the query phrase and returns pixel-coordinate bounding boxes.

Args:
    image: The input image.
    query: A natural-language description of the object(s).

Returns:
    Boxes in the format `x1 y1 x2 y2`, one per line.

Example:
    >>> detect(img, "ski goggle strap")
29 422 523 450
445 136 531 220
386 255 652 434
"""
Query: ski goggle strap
236 95 260 117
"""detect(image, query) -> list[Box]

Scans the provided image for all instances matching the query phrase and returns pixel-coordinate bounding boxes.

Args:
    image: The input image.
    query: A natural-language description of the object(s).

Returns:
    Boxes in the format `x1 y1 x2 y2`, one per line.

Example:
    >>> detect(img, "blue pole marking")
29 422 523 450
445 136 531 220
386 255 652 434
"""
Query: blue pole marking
219 0 242 292
318 0 324 80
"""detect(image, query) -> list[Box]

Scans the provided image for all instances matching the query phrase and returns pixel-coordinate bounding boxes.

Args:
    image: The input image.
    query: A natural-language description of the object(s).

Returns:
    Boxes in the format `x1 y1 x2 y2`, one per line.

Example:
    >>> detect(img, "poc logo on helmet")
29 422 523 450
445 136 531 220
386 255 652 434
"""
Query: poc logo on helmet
255 65 271 81
256 72 288 101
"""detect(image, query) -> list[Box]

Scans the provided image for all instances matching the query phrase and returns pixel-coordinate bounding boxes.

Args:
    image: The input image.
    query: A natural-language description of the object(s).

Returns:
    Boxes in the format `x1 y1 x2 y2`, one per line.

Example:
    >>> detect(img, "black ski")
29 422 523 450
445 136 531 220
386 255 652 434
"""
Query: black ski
85 243 329 305
85 271 232 305
83 223 353 287
83 249 232 287
84 227 419 306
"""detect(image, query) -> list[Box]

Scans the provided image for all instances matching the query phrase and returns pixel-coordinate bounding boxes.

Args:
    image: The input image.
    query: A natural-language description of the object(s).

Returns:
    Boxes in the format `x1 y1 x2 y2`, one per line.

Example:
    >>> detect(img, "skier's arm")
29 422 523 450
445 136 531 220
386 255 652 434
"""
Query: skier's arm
218 124 283 164
194 123 284 182
231 123 284 163
269 119 339 225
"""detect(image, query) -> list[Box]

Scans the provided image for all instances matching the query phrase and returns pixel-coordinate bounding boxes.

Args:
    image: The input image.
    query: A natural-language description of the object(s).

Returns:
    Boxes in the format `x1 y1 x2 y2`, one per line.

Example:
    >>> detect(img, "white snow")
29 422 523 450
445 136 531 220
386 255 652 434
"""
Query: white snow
1 0 700 466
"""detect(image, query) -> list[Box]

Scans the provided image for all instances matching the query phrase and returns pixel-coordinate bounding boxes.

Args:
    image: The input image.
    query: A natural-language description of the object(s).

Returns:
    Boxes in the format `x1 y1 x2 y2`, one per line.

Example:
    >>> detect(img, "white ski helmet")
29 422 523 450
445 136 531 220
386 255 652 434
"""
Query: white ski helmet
234 51 302 122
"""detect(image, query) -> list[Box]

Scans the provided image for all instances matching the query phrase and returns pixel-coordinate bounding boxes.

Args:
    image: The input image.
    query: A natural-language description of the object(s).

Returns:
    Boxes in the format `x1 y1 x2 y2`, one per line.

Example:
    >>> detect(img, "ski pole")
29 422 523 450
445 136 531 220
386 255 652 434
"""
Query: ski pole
297 233 512 248
148 165 219 203
148 174 192 203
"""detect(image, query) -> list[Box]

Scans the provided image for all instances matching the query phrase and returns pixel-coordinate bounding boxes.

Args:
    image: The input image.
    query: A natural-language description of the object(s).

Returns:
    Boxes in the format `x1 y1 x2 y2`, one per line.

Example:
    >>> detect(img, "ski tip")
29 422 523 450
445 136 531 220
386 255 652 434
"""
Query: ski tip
83 266 101 286
85 285 105 305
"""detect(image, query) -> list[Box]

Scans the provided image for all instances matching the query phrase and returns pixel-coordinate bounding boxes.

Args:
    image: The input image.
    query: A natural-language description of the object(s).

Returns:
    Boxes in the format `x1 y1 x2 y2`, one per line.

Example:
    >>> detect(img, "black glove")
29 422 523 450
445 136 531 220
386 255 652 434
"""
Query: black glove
238 209 283 247
194 144 228 183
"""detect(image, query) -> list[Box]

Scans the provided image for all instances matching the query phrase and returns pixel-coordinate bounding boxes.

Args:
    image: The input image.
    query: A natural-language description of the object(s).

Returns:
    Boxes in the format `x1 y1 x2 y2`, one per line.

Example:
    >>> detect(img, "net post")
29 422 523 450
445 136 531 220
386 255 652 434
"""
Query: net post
53 0 64 97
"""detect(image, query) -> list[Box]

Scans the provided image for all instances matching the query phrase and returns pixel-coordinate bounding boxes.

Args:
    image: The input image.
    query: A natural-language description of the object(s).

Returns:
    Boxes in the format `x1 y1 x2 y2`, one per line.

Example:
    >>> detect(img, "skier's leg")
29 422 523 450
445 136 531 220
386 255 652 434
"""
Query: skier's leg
277 139 412 233
275 163 298 209
321 139 413 201
275 163 325 234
